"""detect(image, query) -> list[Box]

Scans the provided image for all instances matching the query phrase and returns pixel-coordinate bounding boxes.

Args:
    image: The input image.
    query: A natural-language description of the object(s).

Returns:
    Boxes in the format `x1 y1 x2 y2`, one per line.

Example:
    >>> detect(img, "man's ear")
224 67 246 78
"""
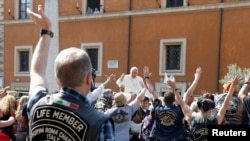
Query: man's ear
86 72 92 86
55 77 61 86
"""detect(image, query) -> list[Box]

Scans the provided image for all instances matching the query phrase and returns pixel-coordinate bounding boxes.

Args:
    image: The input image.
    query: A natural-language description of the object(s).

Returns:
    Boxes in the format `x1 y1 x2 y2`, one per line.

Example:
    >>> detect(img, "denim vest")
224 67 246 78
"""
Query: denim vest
150 104 186 141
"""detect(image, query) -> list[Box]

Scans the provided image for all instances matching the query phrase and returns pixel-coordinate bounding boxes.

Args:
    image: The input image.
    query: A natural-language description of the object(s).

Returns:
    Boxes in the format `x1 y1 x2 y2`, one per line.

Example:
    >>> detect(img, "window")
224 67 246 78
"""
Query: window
81 42 103 76
167 0 183 7
159 38 186 76
19 0 31 19
82 0 104 14
14 46 32 76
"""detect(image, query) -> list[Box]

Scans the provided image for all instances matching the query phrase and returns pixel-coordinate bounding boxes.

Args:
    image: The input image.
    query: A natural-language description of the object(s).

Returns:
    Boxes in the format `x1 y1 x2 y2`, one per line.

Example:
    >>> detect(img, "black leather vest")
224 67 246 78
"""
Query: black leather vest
29 93 110 141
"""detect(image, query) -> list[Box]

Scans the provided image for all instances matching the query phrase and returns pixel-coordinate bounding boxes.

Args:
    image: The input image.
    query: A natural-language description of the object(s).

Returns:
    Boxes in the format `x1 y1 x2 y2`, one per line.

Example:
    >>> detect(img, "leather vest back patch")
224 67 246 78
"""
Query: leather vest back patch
30 105 88 141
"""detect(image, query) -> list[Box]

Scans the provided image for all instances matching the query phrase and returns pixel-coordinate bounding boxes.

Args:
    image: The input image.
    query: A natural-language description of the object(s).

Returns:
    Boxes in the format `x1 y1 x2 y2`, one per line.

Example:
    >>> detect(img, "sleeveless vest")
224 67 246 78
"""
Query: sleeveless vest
29 92 110 141
189 116 217 141
151 104 186 141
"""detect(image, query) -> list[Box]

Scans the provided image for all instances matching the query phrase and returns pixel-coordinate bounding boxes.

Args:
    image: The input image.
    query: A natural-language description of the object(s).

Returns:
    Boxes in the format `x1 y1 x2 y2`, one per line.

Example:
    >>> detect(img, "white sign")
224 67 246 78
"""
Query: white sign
155 82 187 97
107 60 118 68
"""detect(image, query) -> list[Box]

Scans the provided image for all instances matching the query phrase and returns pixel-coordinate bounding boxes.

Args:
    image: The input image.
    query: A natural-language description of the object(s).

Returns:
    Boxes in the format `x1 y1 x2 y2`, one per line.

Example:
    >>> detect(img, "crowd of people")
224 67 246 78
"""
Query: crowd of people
0 86 29 141
1 4 250 141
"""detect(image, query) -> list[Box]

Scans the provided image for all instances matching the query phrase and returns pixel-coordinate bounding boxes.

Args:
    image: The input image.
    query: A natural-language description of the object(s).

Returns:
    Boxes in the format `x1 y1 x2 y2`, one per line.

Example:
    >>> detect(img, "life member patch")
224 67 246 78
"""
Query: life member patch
31 106 87 141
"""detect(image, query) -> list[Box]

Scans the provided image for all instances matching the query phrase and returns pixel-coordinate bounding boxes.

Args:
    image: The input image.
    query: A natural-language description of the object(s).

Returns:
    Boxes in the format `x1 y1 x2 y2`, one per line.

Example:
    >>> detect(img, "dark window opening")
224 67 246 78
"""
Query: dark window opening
86 48 98 72
167 0 183 7
19 51 29 72
165 45 181 70
87 0 101 14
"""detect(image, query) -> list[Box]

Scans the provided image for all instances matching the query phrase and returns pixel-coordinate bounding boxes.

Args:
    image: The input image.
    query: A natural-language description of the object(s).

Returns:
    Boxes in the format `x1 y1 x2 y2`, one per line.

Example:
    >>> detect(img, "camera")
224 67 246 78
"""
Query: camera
91 68 96 91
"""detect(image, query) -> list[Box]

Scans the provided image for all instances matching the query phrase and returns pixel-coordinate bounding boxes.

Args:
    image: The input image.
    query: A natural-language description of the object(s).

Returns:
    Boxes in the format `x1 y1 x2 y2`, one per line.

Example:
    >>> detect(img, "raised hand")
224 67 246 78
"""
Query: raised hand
166 76 176 89
194 67 202 80
105 74 115 82
27 5 51 30
231 75 241 86
143 66 152 78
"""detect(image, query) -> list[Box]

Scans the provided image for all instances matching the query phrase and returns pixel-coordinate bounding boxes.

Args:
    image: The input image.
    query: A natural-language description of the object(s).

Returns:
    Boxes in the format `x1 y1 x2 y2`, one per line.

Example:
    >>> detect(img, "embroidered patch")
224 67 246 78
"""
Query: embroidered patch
158 110 177 126
192 128 208 140
30 106 87 141
54 98 79 110
110 109 128 123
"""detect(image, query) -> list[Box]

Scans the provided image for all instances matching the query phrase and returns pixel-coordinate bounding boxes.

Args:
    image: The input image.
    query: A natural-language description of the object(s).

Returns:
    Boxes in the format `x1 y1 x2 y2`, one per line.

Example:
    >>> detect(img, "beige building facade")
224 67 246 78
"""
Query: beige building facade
1 0 250 96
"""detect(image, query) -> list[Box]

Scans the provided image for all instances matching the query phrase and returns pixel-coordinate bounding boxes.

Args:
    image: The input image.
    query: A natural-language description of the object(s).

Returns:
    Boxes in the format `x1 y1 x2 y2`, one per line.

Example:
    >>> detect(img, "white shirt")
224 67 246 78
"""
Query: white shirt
87 84 104 103
118 75 144 94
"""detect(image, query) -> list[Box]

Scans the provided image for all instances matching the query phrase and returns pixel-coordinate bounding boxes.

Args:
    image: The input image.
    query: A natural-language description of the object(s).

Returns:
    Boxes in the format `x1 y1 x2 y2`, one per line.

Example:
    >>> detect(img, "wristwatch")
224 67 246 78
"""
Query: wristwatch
40 29 54 38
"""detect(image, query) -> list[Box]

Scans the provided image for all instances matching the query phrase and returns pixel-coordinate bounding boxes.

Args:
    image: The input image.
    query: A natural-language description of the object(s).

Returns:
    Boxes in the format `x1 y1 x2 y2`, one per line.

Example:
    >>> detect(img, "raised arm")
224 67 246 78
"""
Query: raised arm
27 5 52 93
116 73 125 87
135 88 147 104
103 74 115 88
183 67 202 105
238 74 250 103
0 86 10 98
87 74 115 103
143 66 159 100
166 76 192 125
216 75 241 124
0 116 15 128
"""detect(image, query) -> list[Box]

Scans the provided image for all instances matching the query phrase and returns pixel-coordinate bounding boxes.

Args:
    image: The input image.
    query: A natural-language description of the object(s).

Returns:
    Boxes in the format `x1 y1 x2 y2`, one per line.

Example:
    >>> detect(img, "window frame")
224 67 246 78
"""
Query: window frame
159 38 186 76
14 46 32 76
81 42 103 76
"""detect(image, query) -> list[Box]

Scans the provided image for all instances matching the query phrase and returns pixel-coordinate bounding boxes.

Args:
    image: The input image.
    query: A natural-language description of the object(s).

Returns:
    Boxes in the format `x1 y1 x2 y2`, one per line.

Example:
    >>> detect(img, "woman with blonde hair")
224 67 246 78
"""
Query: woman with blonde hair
0 91 17 141
15 95 29 141
0 108 15 141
